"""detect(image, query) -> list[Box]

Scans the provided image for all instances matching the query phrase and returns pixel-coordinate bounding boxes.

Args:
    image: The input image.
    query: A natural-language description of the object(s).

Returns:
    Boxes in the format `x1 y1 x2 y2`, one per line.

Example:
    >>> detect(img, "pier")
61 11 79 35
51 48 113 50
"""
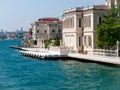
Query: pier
9 46 22 50
20 48 69 60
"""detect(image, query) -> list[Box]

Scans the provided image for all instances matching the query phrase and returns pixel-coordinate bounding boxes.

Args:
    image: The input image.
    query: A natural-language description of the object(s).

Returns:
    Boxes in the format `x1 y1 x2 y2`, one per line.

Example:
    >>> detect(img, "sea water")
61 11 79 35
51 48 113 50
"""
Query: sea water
0 40 120 90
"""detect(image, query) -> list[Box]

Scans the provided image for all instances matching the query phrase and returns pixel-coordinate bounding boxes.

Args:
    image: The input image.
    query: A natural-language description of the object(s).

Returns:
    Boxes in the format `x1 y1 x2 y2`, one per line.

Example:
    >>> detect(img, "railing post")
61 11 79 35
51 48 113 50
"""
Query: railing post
116 41 120 57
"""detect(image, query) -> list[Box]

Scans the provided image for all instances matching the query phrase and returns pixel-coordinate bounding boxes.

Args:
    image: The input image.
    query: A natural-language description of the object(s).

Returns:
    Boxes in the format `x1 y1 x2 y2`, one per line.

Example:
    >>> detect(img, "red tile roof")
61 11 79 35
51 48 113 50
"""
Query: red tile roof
28 28 32 31
38 17 59 22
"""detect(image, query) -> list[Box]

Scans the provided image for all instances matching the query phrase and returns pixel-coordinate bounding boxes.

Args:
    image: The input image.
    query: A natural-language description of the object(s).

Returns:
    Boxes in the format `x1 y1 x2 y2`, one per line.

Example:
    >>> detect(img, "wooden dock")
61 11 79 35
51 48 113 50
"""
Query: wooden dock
68 53 120 65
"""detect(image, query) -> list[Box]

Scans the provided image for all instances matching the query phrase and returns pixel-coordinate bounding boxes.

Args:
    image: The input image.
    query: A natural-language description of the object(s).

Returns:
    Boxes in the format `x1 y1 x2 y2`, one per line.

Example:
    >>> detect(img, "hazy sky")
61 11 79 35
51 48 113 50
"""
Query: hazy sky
0 0 105 31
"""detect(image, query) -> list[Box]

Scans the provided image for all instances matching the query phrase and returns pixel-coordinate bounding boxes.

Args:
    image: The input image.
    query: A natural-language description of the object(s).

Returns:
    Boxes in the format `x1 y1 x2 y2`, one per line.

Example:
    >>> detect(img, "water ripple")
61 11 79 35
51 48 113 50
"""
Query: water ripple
0 40 120 90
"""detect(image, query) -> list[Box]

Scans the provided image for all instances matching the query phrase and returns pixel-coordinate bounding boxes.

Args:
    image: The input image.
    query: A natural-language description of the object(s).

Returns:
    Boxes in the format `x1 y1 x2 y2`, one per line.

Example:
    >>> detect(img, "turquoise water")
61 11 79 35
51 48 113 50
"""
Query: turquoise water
0 40 120 90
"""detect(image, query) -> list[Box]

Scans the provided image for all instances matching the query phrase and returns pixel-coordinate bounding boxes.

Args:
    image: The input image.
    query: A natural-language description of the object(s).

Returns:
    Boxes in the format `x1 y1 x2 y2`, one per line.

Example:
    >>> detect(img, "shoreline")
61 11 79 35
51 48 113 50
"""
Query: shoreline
17 47 120 65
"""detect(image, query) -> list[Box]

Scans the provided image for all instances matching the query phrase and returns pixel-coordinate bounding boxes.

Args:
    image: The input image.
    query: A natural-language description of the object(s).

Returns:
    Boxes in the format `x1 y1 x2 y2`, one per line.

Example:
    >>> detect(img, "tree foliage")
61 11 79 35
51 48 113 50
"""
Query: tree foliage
53 38 60 46
109 0 120 16
97 5 120 48
44 39 51 48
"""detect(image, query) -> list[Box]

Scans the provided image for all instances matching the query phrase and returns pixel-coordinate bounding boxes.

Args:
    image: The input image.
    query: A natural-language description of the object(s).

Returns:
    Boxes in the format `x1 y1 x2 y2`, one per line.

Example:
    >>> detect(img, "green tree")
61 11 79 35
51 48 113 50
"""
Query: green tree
97 14 120 48
44 39 51 48
53 38 60 46
97 0 120 48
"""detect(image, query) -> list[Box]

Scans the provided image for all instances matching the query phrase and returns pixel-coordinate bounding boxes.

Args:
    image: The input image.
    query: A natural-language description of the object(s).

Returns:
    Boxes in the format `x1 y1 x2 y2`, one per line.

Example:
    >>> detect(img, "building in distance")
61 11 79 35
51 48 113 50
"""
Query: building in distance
23 17 62 47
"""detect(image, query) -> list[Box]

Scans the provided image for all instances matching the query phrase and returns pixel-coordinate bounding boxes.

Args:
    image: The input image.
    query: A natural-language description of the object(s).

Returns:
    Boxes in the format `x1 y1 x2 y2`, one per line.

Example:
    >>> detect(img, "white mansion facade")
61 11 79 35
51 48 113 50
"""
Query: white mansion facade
62 1 116 54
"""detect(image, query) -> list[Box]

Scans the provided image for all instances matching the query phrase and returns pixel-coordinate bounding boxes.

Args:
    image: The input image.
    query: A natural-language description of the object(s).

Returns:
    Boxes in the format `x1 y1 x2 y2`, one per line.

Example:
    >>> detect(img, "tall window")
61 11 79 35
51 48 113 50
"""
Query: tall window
70 18 74 28
84 36 87 46
84 16 87 27
79 37 81 46
36 24 39 26
64 20 67 28
79 18 82 27
58 29 61 33
88 16 91 27
71 17 74 28
88 36 92 47
55 24 57 27
99 17 102 25
52 29 55 33
63 17 74 28
84 15 91 27
49 24 51 27
44 30 47 33
37 30 39 33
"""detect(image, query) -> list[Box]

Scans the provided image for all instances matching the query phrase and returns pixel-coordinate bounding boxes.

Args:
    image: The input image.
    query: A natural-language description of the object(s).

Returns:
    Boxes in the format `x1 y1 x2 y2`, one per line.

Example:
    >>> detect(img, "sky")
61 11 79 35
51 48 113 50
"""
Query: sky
0 0 105 32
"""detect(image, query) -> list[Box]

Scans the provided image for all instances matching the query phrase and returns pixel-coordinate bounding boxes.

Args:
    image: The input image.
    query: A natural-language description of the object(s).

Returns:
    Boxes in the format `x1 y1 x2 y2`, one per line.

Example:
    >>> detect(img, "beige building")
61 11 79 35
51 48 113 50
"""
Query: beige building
31 17 62 47
106 0 119 8
62 5 108 54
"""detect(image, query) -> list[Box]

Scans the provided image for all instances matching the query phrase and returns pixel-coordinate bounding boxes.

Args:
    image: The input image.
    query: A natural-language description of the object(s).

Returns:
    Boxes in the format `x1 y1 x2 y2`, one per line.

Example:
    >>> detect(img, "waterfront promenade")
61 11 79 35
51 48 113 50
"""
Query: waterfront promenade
20 47 120 65
68 53 120 65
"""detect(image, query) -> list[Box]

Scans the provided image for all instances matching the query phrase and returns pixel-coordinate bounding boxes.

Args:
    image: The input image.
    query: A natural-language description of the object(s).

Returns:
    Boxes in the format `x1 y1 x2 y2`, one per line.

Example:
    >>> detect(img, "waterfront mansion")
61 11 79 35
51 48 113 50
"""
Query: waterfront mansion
23 0 119 54
62 0 119 54
62 5 108 54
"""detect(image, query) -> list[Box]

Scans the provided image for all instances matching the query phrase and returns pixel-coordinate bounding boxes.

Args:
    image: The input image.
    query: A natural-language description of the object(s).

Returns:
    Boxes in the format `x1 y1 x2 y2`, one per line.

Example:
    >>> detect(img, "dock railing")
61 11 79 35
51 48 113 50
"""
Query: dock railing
93 49 117 57
93 41 120 57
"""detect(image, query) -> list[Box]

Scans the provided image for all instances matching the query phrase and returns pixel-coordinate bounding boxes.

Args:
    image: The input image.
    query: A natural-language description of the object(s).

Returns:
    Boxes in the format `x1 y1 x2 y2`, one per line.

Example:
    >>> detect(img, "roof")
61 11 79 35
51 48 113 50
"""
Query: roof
96 4 107 6
38 17 59 22
63 5 108 15
28 28 32 30
95 4 107 7
28 28 32 32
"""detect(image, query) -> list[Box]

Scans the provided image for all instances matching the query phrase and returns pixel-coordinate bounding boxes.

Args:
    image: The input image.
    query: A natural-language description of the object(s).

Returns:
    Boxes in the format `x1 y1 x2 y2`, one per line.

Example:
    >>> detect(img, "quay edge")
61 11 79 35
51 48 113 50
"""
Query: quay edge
20 50 69 60
68 53 120 65
20 49 120 65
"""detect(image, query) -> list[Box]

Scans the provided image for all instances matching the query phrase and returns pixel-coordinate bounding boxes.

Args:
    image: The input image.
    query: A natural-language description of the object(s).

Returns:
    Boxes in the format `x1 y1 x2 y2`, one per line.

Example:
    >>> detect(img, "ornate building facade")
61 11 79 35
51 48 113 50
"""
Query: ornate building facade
62 5 108 54
62 8 83 52
31 17 62 47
